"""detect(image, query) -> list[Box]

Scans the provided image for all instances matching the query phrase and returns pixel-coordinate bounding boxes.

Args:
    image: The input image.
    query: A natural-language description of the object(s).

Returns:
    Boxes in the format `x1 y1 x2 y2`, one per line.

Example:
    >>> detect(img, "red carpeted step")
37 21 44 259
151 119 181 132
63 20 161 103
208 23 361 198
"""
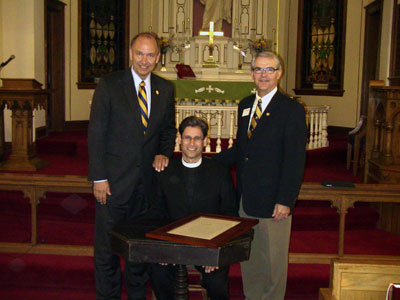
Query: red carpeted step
290 229 400 256
0 254 245 300
292 203 379 231
36 131 88 158
285 264 330 300
37 219 94 245
0 252 330 300
0 253 95 290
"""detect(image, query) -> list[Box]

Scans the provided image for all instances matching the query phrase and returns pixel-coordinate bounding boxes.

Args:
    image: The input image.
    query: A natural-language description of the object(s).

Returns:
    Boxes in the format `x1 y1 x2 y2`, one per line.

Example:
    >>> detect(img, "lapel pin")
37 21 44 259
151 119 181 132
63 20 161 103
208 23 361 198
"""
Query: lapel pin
155 90 159 95
266 112 270 116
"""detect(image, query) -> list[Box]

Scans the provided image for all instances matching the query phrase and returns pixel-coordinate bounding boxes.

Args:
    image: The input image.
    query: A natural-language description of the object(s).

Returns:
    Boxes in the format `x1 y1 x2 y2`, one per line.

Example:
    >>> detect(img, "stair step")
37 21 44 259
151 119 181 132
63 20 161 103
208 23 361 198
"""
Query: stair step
292 205 379 230
290 229 400 256
0 253 329 300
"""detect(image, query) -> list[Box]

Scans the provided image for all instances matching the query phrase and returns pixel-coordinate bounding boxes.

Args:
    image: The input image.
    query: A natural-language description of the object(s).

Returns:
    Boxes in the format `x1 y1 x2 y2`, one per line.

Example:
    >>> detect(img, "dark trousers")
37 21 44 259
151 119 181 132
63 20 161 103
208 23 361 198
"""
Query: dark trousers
150 264 230 300
94 183 149 300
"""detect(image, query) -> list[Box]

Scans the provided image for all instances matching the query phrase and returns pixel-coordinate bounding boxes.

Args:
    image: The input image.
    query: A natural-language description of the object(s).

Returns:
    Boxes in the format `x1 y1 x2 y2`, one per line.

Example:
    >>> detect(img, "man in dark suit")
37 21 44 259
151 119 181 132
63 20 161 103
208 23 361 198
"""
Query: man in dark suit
149 116 237 300
88 32 176 300
215 51 307 300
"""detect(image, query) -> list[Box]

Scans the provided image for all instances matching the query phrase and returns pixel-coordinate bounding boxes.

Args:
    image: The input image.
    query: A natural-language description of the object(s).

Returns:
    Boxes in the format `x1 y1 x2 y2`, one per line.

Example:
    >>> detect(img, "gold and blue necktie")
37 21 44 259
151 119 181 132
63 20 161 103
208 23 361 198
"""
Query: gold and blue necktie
248 98 262 138
138 81 149 134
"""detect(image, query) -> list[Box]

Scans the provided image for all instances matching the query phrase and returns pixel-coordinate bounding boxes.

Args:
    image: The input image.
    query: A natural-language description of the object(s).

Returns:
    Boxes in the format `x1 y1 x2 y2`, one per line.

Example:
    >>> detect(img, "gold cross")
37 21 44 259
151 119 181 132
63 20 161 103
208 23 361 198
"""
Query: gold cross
199 21 224 47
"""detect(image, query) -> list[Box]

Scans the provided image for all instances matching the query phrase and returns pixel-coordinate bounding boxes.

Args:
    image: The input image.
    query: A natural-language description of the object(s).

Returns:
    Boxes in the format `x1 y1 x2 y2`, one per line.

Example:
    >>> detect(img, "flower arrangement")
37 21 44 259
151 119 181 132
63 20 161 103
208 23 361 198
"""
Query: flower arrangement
159 37 172 54
249 38 272 53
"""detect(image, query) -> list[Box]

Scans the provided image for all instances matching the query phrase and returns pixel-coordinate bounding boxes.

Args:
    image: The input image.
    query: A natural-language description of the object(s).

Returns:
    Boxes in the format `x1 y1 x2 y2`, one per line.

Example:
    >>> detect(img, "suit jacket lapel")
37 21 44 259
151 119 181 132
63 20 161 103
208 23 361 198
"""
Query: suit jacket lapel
146 74 162 136
122 70 144 135
250 91 281 137
238 95 256 143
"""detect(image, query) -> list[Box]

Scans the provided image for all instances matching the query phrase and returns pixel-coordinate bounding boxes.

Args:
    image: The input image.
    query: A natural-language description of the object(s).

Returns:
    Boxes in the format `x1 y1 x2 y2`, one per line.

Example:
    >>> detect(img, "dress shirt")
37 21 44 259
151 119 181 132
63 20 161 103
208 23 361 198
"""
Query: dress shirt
131 67 152 116
247 87 277 131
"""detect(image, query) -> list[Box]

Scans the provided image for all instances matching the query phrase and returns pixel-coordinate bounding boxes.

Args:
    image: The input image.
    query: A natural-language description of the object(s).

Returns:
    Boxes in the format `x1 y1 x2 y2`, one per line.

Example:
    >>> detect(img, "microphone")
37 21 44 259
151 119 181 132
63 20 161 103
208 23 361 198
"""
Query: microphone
0 55 15 68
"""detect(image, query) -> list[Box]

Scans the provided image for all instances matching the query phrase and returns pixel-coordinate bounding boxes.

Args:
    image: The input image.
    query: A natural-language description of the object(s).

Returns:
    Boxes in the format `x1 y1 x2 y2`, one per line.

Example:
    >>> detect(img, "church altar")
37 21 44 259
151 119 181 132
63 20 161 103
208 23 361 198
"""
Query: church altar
148 0 329 151
151 0 278 76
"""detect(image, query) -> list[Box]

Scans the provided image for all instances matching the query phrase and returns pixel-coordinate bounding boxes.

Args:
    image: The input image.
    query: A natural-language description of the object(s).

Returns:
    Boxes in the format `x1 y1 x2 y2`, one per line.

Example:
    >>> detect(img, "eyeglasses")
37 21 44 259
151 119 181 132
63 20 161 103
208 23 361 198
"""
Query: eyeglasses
181 136 204 143
252 67 279 74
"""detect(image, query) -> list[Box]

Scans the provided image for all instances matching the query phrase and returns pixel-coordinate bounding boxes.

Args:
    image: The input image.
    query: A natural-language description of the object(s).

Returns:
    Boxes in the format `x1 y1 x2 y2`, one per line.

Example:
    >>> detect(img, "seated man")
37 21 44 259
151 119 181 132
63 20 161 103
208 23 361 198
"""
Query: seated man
149 116 237 300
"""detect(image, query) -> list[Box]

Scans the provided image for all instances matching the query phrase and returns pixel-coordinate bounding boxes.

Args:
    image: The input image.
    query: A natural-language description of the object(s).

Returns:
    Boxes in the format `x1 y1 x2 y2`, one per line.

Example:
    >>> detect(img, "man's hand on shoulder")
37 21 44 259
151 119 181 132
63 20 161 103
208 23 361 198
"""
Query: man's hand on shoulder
153 154 169 172
272 203 290 221
93 181 111 205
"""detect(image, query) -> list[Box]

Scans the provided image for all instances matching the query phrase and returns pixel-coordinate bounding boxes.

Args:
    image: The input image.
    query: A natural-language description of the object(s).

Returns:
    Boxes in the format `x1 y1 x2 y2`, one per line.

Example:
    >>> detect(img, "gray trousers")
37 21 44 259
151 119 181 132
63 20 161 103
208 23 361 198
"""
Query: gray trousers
239 201 292 300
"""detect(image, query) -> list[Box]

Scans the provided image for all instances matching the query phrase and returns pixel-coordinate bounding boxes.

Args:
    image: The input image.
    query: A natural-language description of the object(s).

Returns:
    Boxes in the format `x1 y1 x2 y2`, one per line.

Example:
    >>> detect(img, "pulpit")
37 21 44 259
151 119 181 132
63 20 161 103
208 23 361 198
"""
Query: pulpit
0 78 48 171
365 84 400 234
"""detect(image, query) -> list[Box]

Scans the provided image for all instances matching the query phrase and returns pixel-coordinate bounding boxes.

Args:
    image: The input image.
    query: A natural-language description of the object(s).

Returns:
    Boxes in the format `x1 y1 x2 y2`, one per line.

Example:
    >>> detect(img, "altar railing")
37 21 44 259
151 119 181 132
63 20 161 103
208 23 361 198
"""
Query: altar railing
175 103 330 152
306 105 330 150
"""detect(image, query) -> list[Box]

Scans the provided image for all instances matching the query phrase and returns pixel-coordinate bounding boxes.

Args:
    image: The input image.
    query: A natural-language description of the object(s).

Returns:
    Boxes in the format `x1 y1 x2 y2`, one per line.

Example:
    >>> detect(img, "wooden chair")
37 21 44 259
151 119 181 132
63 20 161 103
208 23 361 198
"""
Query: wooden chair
346 115 367 176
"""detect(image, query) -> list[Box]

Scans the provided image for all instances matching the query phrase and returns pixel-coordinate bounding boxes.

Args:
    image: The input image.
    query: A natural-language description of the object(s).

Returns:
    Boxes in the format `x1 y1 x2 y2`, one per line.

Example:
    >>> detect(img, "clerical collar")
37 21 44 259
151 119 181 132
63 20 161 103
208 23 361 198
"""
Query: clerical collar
182 157 202 168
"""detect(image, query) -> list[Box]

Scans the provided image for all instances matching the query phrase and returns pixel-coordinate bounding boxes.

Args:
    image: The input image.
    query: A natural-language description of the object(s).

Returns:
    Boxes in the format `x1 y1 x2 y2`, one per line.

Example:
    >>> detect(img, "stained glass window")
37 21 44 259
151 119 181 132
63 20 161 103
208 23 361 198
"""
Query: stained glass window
78 0 128 89
295 0 347 96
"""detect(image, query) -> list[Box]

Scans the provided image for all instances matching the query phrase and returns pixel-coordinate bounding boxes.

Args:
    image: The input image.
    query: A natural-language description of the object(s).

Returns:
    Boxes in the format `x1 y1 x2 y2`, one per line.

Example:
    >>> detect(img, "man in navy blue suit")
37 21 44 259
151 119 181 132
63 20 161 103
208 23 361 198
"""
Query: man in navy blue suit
216 51 307 300
88 32 176 300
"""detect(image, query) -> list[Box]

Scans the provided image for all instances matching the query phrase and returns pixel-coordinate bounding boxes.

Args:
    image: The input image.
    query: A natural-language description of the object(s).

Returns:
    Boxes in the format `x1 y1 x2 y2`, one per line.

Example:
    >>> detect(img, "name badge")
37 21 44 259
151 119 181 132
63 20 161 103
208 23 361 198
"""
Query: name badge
242 108 250 117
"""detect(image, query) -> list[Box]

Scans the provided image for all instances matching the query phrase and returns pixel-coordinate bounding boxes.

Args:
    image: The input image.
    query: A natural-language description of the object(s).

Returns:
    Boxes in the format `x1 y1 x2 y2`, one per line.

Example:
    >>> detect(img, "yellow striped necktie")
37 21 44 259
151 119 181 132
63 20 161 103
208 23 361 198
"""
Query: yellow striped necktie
138 81 149 134
248 98 262 138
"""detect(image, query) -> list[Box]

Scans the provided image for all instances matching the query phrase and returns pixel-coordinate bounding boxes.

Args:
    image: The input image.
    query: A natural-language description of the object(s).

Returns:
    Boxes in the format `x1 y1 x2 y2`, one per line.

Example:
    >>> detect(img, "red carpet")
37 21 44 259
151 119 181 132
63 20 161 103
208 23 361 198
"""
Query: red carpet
0 131 398 299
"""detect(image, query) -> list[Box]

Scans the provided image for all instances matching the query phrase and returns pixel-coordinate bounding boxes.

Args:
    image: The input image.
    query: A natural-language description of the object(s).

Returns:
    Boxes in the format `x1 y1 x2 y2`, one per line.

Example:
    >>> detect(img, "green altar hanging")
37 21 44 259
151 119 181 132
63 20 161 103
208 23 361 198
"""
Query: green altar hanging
171 79 256 103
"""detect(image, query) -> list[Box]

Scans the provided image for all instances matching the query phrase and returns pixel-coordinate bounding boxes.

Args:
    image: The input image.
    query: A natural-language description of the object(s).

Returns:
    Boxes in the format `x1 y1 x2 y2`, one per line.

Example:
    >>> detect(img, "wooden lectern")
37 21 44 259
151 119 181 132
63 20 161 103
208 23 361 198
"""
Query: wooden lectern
0 78 49 171
110 219 255 300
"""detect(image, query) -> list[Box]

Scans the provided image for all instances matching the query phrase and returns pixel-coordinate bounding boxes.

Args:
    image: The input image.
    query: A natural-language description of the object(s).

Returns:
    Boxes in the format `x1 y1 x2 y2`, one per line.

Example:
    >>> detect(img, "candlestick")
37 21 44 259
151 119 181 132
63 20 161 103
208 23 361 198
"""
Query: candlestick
239 22 242 46
234 19 238 41
181 21 185 45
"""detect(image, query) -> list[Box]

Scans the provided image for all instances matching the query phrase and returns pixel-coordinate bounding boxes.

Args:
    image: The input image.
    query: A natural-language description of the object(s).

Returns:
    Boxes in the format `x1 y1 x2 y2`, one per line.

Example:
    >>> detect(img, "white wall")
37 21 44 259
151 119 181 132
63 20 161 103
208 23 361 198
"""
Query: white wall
0 0 46 141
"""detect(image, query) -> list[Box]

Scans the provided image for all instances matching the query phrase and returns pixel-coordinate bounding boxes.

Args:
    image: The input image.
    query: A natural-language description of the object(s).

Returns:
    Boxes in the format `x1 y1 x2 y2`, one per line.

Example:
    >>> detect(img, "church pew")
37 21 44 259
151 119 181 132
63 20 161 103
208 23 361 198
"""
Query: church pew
319 258 400 300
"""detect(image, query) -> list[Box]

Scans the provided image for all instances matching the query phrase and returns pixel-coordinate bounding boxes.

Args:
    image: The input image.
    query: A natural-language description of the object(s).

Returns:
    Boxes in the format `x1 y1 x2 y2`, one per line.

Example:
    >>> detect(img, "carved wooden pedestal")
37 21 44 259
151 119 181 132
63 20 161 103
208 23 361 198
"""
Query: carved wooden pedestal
0 79 48 171
110 221 254 300
365 85 400 234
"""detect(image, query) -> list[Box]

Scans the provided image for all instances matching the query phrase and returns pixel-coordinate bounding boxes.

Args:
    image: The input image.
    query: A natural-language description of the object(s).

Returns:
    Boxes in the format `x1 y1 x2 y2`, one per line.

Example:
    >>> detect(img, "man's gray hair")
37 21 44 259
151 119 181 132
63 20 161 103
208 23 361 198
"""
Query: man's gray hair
251 51 281 70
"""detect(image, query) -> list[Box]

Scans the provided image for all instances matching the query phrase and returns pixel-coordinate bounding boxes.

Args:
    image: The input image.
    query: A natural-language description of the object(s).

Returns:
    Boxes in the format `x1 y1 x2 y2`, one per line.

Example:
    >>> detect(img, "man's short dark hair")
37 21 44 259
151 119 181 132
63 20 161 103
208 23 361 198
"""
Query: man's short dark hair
130 32 160 53
179 116 209 138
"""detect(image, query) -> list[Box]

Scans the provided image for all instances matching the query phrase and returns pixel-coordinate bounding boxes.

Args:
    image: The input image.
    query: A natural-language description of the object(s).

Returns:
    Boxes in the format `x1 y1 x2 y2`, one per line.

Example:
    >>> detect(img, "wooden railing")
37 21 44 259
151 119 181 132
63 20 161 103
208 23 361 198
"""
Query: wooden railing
0 173 399 264
175 104 330 152
306 105 330 150
296 183 400 263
